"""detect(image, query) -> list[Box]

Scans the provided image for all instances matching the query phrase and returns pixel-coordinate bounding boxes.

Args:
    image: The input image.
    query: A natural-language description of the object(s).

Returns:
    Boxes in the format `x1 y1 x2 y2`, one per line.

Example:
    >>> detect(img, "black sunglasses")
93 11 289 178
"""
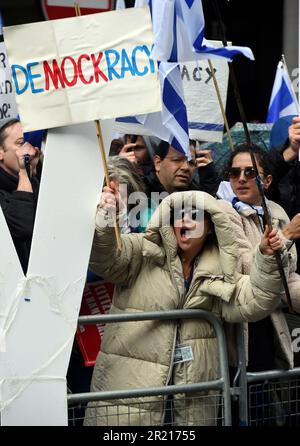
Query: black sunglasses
228 166 257 180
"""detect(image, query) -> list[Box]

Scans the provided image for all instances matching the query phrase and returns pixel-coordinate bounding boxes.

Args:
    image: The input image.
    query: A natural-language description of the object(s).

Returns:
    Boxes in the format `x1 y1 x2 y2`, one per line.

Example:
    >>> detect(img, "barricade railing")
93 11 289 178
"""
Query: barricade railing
234 323 300 426
67 309 232 426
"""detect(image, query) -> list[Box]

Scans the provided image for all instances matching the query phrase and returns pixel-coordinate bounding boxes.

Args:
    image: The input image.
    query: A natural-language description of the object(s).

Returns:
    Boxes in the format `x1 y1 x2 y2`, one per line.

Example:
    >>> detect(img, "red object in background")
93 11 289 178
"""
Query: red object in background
76 280 114 367
41 0 113 20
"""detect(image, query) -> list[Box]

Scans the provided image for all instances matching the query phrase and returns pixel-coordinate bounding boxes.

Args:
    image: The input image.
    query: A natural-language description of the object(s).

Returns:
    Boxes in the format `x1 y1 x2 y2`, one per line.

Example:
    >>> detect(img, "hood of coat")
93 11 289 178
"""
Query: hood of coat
143 191 240 284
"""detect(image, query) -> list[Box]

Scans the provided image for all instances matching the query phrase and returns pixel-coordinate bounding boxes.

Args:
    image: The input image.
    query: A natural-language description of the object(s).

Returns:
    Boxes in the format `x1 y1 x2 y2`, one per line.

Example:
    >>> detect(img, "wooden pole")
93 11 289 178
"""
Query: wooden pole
95 120 123 250
74 3 122 250
207 59 234 151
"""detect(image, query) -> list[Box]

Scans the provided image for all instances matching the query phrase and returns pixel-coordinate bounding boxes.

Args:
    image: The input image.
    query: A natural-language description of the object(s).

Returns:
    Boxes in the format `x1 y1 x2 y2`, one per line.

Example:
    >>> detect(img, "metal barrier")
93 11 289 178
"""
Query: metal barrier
234 323 300 426
67 309 232 426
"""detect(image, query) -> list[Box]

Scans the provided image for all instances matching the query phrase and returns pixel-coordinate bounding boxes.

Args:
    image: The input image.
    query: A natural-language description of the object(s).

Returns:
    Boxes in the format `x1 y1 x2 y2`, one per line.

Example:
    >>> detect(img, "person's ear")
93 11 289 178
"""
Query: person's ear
154 155 161 173
263 174 273 191
0 147 4 161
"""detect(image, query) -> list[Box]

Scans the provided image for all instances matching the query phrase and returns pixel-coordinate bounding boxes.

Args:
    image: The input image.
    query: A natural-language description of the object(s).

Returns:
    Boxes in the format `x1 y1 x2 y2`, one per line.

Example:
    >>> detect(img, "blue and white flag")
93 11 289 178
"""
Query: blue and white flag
117 62 189 155
117 0 254 157
135 0 254 62
266 60 299 123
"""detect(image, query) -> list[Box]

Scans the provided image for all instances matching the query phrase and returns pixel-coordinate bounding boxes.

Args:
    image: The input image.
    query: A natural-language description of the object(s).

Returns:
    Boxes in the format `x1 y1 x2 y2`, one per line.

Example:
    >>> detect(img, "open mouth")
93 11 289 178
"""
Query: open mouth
180 227 191 241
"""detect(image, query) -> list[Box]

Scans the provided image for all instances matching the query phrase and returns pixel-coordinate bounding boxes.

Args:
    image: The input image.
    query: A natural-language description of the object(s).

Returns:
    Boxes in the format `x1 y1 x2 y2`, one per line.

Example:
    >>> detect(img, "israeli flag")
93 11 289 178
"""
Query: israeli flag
117 62 189 156
117 0 254 157
135 0 254 62
266 60 299 123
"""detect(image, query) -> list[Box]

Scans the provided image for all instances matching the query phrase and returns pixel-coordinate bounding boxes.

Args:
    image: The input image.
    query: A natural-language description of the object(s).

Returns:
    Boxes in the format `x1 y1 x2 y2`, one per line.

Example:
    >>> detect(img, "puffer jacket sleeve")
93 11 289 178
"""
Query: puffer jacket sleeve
89 207 144 286
221 247 288 323
217 200 253 274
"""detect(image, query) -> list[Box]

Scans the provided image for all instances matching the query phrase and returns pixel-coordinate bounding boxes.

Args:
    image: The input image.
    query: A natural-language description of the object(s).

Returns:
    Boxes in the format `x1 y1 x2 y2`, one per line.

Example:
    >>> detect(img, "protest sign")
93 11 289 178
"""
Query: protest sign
0 42 18 125
76 280 114 367
3 6 161 132
0 121 114 425
180 41 229 143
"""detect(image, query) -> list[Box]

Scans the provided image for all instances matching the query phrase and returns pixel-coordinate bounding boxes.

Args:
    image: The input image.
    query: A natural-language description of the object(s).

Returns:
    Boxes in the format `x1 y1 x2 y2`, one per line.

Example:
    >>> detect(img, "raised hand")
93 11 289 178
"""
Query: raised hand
119 142 137 164
259 225 283 255
100 180 120 214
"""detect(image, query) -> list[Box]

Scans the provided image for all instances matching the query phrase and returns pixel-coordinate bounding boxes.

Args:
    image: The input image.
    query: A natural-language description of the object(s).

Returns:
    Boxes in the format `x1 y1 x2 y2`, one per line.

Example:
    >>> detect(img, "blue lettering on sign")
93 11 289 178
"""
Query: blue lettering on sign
120 48 135 78
105 46 155 80
11 62 44 95
11 64 29 95
27 62 44 94
105 49 121 80
132 45 155 76
11 45 156 95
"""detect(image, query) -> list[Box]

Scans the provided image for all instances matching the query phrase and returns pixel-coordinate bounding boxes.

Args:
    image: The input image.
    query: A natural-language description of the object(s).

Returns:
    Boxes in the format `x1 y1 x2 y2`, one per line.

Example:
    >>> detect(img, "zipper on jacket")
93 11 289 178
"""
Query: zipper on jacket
164 254 184 387
165 326 178 387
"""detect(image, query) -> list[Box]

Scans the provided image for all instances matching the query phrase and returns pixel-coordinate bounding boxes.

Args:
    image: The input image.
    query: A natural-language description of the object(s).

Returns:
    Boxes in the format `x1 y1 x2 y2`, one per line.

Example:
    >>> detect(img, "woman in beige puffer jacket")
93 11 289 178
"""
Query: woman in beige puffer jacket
84 189 287 426
217 143 300 370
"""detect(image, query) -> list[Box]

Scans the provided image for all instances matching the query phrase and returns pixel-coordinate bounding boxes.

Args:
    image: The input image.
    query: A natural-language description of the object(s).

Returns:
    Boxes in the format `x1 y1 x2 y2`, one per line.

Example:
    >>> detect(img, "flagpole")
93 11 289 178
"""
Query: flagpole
74 3 122 251
207 59 234 151
211 0 295 313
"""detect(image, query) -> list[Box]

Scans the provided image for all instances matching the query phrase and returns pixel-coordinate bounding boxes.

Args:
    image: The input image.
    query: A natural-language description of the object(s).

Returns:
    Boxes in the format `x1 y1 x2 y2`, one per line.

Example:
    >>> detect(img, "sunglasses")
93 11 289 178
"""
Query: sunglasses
228 166 257 180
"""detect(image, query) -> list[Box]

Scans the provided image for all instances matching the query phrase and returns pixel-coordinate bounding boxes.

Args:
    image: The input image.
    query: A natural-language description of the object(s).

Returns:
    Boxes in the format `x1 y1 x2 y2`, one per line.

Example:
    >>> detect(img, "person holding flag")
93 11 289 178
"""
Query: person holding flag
266 57 298 123
267 115 300 274
265 59 300 274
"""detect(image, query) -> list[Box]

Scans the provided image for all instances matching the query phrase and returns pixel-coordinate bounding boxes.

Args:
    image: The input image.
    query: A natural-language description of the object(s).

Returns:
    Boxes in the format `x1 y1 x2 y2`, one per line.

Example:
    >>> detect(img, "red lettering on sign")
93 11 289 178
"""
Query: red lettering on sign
43 52 109 90
43 60 65 90
61 56 78 87
78 54 93 85
91 53 108 83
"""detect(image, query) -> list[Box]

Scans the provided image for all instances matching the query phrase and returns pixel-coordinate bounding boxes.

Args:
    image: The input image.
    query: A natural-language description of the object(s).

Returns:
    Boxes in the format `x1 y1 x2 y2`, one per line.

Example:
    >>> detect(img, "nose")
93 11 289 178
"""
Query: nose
182 215 195 227
238 170 247 182
180 159 190 170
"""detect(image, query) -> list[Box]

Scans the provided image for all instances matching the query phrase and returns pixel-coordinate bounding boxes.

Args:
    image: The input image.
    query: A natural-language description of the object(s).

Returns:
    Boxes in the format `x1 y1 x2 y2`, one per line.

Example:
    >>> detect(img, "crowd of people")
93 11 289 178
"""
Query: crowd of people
1 116 300 426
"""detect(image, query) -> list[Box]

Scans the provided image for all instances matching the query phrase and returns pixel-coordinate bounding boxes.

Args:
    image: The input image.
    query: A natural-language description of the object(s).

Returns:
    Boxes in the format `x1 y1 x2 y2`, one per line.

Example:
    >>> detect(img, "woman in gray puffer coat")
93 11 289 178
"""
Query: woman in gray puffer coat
84 184 287 426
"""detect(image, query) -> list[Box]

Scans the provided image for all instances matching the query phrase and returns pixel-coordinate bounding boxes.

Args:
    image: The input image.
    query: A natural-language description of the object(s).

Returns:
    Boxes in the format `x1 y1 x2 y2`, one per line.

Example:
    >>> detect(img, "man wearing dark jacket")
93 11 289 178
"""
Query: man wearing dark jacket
0 119 40 273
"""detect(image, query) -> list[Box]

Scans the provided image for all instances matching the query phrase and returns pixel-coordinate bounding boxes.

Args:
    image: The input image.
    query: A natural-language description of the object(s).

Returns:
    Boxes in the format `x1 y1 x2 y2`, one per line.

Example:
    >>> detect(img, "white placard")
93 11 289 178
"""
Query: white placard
0 121 114 425
0 42 18 125
3 7 161 132
181 41 229 143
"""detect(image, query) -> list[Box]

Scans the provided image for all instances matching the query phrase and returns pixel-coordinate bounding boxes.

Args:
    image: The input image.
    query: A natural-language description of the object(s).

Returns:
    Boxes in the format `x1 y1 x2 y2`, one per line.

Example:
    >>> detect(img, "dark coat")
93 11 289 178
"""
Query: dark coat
0 168 39 273
266 144 300 273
